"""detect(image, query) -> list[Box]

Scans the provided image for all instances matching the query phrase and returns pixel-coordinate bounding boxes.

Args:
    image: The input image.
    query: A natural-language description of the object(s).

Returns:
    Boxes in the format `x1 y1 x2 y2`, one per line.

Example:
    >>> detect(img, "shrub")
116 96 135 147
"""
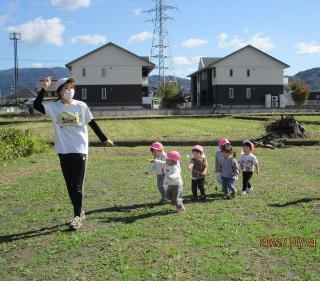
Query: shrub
0 128 49 166
159 82 186 108
289 80 310 107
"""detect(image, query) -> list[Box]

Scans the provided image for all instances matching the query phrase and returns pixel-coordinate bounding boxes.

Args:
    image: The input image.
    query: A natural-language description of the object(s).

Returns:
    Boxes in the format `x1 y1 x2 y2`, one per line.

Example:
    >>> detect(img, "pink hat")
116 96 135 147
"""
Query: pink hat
218 138 231 146
192 145 204 153
166 151 181 161
243 140 255 150
150 142 164 151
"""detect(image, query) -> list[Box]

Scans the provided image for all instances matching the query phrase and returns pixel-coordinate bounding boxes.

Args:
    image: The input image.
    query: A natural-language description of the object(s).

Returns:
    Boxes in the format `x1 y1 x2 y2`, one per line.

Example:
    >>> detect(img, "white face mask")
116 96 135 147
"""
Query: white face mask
63 89 75 101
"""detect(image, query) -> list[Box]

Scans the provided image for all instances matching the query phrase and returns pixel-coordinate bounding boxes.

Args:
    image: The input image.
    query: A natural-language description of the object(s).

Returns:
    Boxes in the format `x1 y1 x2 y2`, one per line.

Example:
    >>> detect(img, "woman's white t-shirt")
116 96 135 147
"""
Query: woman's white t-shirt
44 100 93 154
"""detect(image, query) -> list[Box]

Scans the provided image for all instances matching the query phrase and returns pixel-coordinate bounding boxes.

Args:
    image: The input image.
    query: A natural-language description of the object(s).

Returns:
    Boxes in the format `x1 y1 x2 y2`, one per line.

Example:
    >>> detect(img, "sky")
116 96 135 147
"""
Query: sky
0 0 319 78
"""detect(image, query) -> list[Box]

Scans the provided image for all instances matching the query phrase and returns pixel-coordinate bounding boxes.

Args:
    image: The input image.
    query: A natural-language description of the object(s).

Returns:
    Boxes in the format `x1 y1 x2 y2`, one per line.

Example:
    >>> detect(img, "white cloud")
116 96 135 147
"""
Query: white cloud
173 56 191 65
133 8 142 16
217 32 275 51
191 56 202 63
51 0 90 10
0 2 18 26
182 38 208 48
8 17 65 46
295 42 320 54
32 62 51 68
128 31 153 43
70 34 107 45
187 67 197 73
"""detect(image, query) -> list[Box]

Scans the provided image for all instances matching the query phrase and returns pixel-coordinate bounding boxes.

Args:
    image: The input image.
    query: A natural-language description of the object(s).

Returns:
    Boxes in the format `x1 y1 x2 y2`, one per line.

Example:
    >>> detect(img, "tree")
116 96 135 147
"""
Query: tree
158 82 186 108
289 80 310 107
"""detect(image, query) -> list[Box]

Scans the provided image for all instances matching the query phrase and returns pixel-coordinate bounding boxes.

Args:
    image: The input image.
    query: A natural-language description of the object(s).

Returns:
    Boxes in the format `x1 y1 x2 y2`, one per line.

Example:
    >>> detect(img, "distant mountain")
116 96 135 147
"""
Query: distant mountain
289 67 320 90
149 75 191 92
0 67 70 97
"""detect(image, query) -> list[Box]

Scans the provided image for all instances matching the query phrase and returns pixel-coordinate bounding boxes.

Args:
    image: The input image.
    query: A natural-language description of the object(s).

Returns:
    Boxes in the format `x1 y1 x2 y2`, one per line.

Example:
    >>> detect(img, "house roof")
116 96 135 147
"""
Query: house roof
199 57 221 69
188 44 290 77
65 42 155 70
9 88 37 99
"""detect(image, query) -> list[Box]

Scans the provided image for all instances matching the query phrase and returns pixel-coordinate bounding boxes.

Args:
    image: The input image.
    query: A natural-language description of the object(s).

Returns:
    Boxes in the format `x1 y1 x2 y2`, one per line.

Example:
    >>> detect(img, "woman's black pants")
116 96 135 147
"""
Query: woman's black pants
58 153 87 217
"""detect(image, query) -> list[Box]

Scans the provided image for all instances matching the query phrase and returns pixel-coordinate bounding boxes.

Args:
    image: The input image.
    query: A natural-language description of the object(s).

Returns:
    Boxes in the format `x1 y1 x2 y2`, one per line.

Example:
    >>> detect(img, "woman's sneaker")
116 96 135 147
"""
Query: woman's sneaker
70 216 82 230
80 210 85 221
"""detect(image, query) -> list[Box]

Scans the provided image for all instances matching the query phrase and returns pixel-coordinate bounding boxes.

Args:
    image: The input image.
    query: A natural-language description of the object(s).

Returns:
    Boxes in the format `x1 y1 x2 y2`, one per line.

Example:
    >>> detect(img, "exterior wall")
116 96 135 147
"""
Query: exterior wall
70 44 152 85
309 91 320 100
75 84 143 106
212 47 285 85
215 85 284 106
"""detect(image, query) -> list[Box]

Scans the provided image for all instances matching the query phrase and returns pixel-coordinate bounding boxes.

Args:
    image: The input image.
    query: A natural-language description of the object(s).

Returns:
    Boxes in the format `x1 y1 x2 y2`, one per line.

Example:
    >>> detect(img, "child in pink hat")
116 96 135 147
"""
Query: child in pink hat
239 140 260 195
164 151 185 212
145 142 167 204
188 145 208 201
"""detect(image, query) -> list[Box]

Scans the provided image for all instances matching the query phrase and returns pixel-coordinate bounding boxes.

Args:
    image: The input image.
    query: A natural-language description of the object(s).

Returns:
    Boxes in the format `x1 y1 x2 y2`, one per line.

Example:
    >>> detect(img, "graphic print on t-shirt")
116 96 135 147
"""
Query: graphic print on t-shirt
58 112 81 126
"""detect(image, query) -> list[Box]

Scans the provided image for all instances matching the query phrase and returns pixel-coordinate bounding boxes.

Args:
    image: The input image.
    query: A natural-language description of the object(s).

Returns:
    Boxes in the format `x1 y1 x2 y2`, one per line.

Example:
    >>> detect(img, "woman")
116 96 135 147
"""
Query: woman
34 76 113 230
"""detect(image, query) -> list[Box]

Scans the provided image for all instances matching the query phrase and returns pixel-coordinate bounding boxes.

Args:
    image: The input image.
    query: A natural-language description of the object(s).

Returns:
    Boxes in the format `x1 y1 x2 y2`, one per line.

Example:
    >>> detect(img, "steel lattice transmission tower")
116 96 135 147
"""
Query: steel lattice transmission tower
146 0 176 87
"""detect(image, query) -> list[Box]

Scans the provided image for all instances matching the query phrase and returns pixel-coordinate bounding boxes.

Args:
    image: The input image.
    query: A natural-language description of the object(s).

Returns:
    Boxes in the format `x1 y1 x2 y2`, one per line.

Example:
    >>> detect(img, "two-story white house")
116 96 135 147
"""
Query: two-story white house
188 45 289 109
65 42 155 108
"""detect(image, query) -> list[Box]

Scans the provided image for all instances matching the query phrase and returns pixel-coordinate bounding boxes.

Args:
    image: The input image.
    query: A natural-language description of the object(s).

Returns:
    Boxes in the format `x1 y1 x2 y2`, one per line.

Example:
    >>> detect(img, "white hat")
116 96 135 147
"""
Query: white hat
55 77 75 91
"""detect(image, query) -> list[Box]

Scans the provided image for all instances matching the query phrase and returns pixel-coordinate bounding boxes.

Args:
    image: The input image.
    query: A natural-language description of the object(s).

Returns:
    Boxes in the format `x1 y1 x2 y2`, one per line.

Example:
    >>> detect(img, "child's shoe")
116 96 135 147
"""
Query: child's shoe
231 191 236 198
225 194 231 200
159 198 167 205
241 191 247 195
70 216 82 230
199 195 206 201
176 204 186 212
191 196 198 201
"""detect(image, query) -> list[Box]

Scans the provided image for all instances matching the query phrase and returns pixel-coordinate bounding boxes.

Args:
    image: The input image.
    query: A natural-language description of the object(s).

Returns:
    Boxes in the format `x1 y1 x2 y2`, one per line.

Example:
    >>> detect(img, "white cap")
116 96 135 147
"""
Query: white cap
55 77 75 91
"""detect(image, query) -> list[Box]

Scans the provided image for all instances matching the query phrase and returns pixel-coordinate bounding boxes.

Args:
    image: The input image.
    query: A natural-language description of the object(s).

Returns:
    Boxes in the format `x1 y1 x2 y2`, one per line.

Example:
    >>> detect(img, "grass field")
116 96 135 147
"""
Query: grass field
1 116 320 143
0 143 320 280
0 116 320 280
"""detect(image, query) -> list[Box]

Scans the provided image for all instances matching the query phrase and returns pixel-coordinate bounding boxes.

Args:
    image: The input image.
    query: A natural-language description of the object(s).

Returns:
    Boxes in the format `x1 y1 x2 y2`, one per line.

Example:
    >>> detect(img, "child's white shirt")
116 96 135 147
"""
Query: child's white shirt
164 164 183 186
239 153 258 172
147 152 167 175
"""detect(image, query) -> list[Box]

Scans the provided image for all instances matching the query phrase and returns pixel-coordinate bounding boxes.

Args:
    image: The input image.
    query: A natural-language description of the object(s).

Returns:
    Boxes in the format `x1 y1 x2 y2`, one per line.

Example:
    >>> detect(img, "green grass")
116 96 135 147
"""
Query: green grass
1 115 320 143
0 143 319 280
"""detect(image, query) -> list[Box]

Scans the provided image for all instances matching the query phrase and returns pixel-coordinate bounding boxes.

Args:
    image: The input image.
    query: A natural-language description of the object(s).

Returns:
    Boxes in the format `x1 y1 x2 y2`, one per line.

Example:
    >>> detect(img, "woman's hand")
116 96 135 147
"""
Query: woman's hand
41 76 52 90
104 139 113 147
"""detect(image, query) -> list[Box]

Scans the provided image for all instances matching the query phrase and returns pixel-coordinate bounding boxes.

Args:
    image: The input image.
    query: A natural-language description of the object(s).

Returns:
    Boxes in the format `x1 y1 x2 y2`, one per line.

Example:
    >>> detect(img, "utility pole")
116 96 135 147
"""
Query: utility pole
9 32 21 95
146 0 176 88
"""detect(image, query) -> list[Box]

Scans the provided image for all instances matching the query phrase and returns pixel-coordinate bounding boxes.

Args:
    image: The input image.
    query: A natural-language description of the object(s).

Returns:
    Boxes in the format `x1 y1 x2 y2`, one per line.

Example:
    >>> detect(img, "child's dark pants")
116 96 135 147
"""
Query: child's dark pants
242 171 253 191
191 178 205 198
58 153 87 217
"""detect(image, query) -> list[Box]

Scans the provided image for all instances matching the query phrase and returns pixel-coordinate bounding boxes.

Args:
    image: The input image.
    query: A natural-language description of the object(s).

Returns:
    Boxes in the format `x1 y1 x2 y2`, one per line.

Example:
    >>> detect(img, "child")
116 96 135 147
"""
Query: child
215 138 231 186
145 142 167 204
239 140 260 195
218 144 239 199
188 145 208 201
164 151 185 212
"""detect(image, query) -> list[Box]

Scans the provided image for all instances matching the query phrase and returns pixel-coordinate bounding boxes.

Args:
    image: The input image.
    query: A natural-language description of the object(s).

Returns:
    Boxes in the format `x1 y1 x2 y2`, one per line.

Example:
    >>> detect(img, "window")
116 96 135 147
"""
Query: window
229 69 233 77
317 95 320 99
201 71 207 81
82 88 87 100
229 88 234 99
247 69 250 77
82 68 86 77
101 67 106 77
246 88 252 99
101 88 107 100
213 67 216 78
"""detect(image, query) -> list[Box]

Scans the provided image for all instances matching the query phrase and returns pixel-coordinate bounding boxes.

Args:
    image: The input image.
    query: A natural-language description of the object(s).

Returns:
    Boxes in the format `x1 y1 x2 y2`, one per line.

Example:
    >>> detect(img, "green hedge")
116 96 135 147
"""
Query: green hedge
0 128 49 166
